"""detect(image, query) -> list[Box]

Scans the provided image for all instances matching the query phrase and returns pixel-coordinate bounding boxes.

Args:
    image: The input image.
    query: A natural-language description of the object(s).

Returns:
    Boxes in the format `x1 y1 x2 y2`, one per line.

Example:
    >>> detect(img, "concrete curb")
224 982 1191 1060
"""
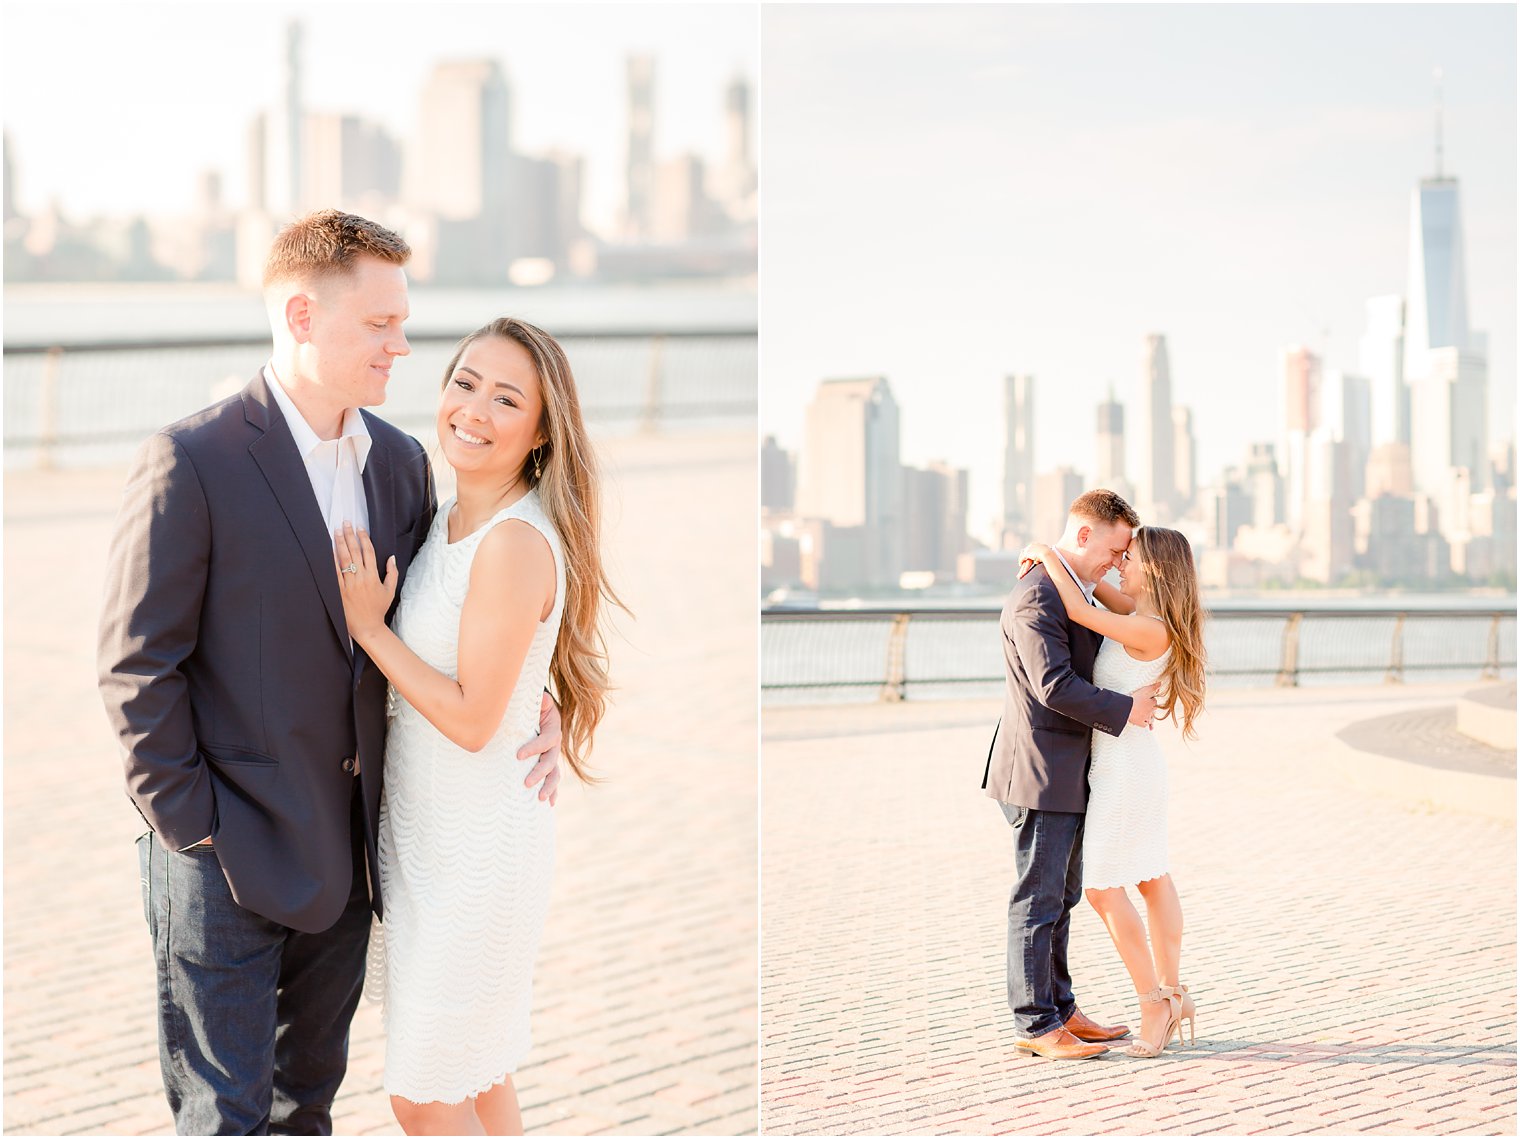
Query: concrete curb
1328 725 1516 823
1457 682 1517 751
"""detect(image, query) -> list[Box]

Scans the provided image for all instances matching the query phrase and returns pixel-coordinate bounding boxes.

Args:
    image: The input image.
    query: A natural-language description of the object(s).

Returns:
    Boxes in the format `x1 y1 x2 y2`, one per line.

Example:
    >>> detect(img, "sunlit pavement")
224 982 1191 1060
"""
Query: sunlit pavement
761 686 1515 1136
3 429 757 1136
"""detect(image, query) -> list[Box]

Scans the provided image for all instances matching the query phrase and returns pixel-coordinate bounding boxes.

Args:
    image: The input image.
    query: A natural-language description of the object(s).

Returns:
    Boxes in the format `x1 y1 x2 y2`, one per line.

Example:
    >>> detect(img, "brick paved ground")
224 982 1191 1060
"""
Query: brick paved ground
761 686 1516 1136
4 429 757 1136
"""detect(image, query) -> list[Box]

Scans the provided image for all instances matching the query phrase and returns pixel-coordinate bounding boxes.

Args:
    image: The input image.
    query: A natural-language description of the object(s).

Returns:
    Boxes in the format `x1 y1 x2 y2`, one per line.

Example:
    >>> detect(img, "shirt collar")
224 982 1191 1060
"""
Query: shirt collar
263 364 373 471
1053 547 1097 605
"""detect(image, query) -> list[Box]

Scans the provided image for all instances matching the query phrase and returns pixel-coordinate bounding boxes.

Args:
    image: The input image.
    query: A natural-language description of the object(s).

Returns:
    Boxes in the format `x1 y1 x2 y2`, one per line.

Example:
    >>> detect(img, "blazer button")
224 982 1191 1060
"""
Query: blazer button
341 757 356 774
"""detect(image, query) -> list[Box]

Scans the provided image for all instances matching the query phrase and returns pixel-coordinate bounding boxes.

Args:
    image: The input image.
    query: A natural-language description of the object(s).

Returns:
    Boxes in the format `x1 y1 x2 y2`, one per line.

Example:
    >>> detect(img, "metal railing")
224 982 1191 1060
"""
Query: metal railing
3 328 756 467
761 605 1518 702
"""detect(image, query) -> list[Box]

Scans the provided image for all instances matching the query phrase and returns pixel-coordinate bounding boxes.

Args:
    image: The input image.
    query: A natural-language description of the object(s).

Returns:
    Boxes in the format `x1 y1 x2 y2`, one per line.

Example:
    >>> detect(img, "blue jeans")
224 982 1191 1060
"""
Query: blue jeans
136 795 371 1135
998 801 1084 1037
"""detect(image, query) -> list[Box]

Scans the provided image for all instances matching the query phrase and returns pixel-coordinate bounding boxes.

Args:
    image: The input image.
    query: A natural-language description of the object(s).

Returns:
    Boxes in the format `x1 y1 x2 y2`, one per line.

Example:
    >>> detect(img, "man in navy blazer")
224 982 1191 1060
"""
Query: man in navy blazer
99 211 562 1133
982 489 1156 1061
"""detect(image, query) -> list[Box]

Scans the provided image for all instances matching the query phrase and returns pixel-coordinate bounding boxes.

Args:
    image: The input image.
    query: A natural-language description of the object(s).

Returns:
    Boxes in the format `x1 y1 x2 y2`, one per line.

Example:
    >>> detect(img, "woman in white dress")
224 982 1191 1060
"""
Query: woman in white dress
1024 527 1206 1059
334 317 621 1134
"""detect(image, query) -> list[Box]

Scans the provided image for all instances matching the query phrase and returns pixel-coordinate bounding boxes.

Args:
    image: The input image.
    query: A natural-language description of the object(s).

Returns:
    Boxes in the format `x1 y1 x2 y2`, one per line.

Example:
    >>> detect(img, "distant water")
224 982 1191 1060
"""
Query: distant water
3 283 757 469
779 592 1519 613
761 605 1517 704
3 281 757 345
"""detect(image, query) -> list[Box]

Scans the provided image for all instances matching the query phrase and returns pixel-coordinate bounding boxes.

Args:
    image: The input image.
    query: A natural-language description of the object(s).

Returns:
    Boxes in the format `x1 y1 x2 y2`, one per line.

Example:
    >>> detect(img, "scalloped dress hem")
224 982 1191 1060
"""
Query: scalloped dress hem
1082 867 1170 892
384 1060 521 1107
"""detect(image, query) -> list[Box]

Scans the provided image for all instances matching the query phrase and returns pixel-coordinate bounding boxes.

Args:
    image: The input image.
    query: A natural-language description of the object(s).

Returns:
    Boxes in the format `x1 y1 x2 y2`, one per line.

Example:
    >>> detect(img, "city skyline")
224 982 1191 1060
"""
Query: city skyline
2 3 757 239
764 151 1510 595
760 4 1516 539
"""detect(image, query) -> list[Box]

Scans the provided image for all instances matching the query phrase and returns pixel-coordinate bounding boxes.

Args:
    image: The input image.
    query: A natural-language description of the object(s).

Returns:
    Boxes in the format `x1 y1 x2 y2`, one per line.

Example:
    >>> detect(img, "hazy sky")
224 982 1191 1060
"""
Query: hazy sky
3 1 757 236
761 4 1516 541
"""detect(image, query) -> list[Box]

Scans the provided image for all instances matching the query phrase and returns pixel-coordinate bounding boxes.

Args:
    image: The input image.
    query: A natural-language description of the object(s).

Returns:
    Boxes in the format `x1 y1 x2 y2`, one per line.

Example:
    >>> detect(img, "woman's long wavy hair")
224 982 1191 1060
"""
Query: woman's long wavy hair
1132 526 1207 740
442 317 627 782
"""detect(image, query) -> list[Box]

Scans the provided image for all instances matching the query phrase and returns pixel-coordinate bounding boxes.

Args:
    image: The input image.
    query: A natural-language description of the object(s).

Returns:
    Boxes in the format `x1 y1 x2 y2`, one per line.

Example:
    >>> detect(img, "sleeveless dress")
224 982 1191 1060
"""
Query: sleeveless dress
364 488 564 1104
1083 632 1171 890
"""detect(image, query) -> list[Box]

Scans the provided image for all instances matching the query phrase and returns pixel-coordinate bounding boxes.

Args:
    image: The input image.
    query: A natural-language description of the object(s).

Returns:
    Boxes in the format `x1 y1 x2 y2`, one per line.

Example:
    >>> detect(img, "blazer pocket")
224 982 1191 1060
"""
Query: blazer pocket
1030 723 1085 738
202 743 279 767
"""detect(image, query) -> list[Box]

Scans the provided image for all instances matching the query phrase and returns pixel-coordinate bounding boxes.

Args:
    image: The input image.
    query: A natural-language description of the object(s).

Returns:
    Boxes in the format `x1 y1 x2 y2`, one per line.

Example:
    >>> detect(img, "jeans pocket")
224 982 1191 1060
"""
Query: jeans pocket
136 831 153 928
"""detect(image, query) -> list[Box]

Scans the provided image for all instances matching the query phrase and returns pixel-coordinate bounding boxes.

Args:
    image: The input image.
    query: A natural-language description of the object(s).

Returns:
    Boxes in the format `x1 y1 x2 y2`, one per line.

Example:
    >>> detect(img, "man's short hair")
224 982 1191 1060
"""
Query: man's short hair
1068 488 1140 528
262 209 410 289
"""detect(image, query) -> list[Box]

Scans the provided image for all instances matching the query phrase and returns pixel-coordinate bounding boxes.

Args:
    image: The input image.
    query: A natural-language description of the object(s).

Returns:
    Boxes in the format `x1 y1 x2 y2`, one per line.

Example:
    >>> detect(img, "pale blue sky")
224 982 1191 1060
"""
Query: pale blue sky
3 1 757 236
761 3 1516 541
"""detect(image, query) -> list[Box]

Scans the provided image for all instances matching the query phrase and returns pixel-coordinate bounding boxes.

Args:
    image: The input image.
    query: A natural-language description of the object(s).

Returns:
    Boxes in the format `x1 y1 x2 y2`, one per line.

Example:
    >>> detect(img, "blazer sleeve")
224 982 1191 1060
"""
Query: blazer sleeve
1007 578 1133 737
97 432 217 850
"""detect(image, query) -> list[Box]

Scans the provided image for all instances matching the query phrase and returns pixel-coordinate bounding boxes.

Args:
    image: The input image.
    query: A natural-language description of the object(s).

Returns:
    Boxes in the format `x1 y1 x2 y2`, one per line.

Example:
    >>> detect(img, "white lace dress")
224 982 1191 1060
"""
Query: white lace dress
1083 634 1171 890
365 489 563 1104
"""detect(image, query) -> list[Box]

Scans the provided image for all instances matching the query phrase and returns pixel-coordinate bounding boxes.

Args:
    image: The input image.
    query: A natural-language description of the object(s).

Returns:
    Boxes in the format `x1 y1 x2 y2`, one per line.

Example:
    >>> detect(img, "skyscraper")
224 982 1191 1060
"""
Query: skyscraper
302 114 401 213
410 60 513 282
1320 369 1373 501
1302 430 1355 583
1280 345 1321 533
902 463 969 576
263 22 303 218
1172 406 1196 517
1135 334 1176 524
1001 374 1035 544
2 130 16 223
1246 442 1284 531
761 435 795 512
1033 468 1085 546
1360 295 1408 447
653 154 713 241
796 377 903 586
1403 77 1488 503
411 60 512 220
625 55 656 240
1403 185 1469 373
1095 388 1126 493
713 74 757 222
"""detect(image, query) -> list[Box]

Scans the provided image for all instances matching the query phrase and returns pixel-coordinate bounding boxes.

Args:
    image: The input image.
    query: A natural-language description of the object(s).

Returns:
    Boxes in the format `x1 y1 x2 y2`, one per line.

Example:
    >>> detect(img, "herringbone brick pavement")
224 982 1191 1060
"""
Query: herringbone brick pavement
4 429 757 1136
761 688 1516 1135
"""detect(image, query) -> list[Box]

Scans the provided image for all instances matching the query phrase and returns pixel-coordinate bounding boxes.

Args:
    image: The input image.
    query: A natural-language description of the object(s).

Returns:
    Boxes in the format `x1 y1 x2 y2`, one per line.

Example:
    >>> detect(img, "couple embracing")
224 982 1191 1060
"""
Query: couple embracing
98 210 621 1134
983 489 1207 1061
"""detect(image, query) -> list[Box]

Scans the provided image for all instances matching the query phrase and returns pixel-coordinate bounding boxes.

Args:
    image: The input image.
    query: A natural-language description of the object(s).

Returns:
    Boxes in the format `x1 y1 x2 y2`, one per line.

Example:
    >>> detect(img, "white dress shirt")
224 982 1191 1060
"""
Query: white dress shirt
263 364 372 535
1053 548 1098 606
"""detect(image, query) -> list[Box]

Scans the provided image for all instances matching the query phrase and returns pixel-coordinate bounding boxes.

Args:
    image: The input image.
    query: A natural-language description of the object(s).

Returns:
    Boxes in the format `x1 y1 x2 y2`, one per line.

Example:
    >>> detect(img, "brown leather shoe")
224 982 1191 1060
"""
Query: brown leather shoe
1064 1005 1131 1042
1013 1026 1109 1060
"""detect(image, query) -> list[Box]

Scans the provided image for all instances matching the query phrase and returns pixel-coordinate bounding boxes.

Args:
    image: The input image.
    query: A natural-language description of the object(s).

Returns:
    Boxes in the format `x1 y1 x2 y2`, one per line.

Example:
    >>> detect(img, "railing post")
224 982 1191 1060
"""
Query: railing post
37 346 63 470
1483 614 1501 680
640 333 666 434
1386 613 1405 684
1274 612 1302 687
881 614 910 702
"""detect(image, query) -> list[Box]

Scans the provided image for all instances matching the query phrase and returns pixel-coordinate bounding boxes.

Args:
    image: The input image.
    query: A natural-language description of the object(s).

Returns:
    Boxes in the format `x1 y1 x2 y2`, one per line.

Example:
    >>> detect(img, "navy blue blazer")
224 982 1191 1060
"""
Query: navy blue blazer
98 372 434 933
981 562 1133 812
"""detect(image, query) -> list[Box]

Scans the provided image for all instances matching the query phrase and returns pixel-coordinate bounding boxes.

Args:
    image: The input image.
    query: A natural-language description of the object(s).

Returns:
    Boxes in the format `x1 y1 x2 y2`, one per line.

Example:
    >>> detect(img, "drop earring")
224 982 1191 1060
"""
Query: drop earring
532 445 544 480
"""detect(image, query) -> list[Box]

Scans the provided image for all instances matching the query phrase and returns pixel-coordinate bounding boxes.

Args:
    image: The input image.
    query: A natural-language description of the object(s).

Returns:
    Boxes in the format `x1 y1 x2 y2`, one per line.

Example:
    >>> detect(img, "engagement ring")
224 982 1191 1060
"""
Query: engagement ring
342 563 359 574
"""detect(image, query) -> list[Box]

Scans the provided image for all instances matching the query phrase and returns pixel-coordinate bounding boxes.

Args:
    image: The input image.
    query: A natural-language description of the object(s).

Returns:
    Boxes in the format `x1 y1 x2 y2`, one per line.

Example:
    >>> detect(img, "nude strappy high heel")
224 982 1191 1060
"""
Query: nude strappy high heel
1170 983 1197 1045
1124 987 1182 1058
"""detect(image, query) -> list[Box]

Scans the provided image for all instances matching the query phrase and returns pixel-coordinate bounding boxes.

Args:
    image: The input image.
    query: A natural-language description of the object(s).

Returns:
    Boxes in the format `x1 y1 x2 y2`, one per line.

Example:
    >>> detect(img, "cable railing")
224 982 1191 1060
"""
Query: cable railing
3 328 756 467
761 604 1518 703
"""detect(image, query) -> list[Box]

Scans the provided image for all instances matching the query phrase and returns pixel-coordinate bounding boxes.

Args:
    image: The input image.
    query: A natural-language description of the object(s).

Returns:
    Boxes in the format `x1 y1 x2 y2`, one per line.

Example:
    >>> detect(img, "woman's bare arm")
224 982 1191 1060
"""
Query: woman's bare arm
1031 545 1168 657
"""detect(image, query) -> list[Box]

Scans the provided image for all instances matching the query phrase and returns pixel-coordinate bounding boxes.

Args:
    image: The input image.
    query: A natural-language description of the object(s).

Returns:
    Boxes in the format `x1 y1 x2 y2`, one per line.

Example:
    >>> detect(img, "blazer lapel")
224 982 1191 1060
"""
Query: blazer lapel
360 413 398 584
354 416 401 684
243 375 353 661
